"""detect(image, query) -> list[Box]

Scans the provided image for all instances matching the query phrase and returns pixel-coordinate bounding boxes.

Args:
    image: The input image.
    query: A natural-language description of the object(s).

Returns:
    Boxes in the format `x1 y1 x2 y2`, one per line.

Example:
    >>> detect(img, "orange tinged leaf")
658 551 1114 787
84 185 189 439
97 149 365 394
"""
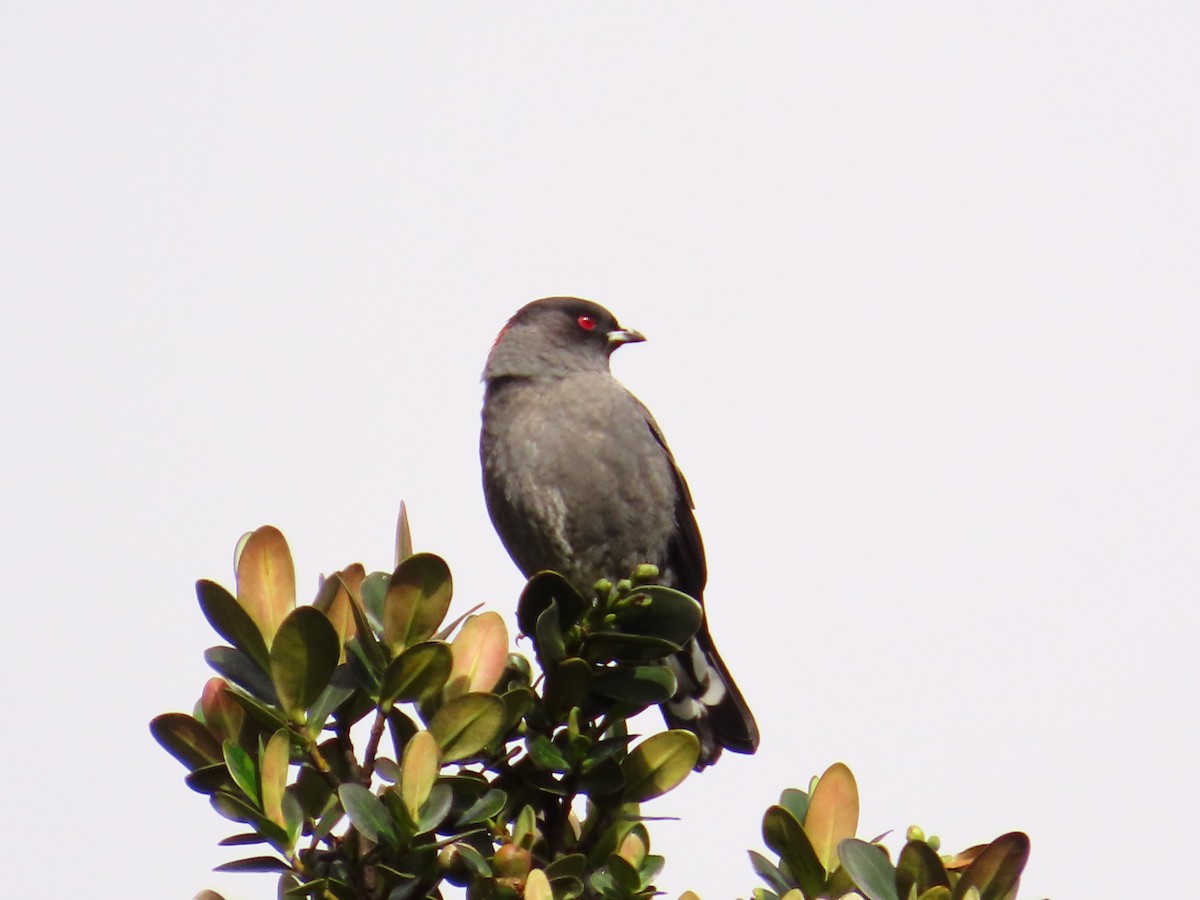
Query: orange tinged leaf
200 677 243 743
235 526 296 646
803 762 859 873
446 612 509 699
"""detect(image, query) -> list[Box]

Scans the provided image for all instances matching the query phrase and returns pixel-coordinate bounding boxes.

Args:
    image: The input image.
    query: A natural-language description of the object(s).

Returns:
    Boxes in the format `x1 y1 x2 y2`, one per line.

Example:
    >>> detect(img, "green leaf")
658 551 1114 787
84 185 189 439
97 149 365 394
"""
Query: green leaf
620 730 699 801
516 571 588 637
762 805 825 898
307 678 356 736
383 553 453 653
415 781 453 834
897 840 950 900
234 525 296 646
427 693 506 762
196 580 271 671
749 851 793 896
358 571 390 637
338 783 399 849
840 839 899 900
953 832 1029 900
779 788 810 826
804 762 859 872
223 740 259 805
379 641 453 707
400 731 440 821
919 888 953 900
610 586 703 646
456 787 506 825
269 606 341 720
544 853 587 880
150 712 223 770
592 664 677 705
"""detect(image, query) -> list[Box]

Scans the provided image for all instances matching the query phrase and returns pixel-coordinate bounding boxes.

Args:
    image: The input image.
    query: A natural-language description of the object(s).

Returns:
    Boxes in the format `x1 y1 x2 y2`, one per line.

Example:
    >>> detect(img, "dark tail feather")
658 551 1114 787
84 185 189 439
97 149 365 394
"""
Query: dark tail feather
662 632 759 769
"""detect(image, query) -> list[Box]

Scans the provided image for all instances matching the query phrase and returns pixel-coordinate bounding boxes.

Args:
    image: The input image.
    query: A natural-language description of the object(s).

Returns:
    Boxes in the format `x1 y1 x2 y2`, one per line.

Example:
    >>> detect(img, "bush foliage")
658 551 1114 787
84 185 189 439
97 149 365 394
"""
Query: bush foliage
152 515 1033 900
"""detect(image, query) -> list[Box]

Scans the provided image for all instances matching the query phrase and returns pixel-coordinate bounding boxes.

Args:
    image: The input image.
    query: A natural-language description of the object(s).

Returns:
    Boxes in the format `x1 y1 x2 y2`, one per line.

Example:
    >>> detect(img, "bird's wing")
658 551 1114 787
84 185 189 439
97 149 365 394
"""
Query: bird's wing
638 404 708 601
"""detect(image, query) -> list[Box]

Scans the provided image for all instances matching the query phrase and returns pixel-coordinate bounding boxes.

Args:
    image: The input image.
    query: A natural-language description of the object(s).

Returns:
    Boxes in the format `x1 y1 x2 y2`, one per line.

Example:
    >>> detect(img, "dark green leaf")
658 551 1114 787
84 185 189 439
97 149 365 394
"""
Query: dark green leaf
592 665 677 705
380 641 453 707
953 832 1029 900
543 657 592 718
219 832 267 846
214 856 291 873
620 730 699 801
270 607 341 719
606 855 641 894
897 840 950 900
516 571 588 637
762 805 825 898
150 712 223 770
544 854 587 880
535 600 567 665
184 763 233 795
383 553 453 652
610 586 703 646
577 758 624 797
549 875 585 900
456 787 506 825
338 784 399 849
196 579 271 671
206 646 280 705
527 733 570 771
840 839 900 900
582 632 682 663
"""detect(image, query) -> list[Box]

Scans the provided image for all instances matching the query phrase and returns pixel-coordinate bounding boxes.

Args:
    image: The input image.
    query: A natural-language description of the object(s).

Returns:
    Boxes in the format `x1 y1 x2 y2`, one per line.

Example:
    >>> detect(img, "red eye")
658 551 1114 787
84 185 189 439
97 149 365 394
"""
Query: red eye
577 315 597 331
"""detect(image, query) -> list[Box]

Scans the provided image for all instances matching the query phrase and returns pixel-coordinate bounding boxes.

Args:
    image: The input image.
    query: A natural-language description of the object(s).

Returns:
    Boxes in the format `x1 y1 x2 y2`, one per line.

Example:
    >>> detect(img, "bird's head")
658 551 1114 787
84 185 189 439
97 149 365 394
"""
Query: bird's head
483 297 645 381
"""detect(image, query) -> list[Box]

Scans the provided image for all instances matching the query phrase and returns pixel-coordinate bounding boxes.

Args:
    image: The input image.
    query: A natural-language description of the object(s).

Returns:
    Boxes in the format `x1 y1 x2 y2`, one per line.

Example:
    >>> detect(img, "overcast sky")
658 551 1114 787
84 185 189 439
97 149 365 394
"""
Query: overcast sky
3 4 1197 899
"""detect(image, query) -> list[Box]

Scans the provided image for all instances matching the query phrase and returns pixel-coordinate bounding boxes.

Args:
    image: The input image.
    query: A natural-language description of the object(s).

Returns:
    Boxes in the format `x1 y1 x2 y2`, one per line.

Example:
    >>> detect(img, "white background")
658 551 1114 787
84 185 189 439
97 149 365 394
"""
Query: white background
3 4 1197 899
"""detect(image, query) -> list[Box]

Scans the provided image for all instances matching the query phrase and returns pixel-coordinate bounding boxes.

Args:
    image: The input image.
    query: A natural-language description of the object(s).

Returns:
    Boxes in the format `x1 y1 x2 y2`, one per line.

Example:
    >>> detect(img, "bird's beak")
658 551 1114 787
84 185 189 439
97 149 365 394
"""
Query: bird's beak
607 327 646 346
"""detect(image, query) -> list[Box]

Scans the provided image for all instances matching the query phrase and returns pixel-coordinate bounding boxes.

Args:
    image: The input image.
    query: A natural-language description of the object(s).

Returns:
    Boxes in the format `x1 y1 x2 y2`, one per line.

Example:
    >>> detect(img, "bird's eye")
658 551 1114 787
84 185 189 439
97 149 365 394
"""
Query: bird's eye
577 315 597 331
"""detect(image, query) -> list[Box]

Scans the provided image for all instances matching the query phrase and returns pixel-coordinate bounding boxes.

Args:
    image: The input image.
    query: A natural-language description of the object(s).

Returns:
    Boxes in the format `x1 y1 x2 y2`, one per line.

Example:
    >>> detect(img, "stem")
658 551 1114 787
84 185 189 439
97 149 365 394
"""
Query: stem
360 708 388 783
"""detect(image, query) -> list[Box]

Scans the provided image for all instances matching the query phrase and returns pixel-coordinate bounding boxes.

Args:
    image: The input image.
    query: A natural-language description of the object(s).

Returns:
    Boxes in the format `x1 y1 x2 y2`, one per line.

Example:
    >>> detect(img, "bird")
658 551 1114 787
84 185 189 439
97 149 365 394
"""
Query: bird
480 296 758 768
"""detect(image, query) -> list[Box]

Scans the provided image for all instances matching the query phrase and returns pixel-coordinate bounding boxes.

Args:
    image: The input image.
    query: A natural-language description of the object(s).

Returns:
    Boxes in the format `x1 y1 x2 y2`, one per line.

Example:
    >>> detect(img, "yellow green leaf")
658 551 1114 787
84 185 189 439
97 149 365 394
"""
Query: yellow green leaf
400 730 441 821
620 730 699 802
260 728 290 828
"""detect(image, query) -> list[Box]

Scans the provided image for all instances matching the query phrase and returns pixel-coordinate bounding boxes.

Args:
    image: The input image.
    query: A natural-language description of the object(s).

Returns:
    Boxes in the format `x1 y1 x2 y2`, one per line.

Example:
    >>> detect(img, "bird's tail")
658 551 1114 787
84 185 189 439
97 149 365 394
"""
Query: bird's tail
662 631 759 769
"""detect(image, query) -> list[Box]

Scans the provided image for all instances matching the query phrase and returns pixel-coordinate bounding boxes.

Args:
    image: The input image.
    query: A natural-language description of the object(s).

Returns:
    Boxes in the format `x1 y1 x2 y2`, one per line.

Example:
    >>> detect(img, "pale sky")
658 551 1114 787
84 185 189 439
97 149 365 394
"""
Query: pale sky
3 4 1197 899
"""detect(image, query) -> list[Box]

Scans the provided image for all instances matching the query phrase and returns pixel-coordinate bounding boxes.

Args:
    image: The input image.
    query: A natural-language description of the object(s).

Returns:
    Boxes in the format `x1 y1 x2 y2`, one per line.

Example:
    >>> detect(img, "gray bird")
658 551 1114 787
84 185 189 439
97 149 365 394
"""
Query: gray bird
480 296 759 768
